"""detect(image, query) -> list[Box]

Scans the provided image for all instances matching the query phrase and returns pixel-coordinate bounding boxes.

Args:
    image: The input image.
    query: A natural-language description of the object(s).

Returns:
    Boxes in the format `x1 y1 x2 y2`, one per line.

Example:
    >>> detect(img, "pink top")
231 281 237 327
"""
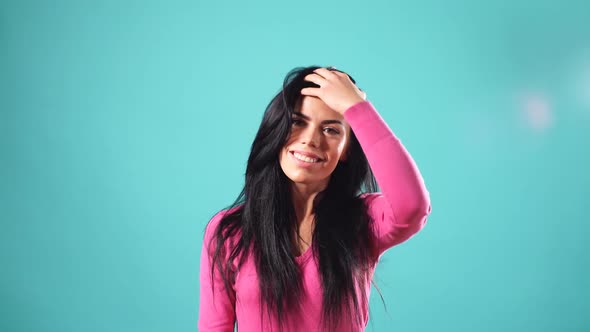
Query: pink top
198 101 432 331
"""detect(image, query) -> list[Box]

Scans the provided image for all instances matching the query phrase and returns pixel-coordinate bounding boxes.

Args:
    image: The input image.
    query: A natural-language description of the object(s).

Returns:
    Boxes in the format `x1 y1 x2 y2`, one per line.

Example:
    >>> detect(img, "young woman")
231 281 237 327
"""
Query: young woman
198 66 432 332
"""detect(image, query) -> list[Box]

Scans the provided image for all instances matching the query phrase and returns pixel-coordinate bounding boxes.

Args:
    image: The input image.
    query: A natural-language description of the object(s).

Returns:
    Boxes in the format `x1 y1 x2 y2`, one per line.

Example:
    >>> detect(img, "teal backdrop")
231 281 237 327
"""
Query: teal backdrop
1 0 589 331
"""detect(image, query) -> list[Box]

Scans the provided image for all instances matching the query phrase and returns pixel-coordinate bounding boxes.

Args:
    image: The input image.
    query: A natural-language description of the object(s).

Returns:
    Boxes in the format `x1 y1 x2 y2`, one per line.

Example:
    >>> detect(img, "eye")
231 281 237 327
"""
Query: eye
292 118 305 126
323 127 340 135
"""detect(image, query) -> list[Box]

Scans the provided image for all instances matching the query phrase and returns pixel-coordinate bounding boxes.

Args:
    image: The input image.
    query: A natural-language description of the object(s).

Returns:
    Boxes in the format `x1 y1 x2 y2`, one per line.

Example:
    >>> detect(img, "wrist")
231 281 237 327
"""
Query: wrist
341 99 367 114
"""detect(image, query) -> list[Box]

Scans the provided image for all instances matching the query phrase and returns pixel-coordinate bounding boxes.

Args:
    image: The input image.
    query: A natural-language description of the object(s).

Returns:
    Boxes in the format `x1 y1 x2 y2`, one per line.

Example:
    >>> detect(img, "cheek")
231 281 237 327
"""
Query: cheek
284 131 298 147
329 137 349 162
334 137 348 154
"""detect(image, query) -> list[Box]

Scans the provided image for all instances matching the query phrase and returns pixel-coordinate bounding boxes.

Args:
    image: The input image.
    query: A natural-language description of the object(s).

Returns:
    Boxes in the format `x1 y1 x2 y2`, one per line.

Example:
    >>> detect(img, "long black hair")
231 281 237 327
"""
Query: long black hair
208 66 380 330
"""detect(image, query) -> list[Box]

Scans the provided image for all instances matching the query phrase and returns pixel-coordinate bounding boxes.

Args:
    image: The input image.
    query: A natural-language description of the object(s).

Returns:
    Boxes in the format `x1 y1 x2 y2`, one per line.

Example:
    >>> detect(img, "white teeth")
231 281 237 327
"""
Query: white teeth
293 152 319 163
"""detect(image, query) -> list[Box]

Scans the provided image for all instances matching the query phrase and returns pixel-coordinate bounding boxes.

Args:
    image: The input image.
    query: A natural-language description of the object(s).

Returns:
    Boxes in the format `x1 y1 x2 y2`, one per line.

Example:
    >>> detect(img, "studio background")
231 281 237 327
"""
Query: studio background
1 1 589 331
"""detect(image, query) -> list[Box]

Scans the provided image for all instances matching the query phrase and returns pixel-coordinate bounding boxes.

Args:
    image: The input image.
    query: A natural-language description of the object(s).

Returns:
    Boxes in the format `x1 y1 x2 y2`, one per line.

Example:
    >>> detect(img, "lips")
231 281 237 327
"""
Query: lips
290 150 323 161
290 150 322 160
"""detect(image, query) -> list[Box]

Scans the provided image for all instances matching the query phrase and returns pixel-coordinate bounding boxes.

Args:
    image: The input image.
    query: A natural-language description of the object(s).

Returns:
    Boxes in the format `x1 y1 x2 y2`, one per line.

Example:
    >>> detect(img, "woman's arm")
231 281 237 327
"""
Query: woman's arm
198 211 236 332
343 101 432 257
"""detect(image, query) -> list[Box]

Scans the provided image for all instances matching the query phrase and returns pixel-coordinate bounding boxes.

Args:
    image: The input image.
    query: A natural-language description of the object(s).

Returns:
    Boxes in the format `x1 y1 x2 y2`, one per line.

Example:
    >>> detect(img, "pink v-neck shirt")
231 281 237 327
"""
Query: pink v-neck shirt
199 101 432 331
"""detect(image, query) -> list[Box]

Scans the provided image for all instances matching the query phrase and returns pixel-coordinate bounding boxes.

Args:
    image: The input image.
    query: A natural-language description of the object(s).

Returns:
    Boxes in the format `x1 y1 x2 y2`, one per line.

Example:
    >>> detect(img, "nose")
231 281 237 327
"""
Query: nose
300 125 321 147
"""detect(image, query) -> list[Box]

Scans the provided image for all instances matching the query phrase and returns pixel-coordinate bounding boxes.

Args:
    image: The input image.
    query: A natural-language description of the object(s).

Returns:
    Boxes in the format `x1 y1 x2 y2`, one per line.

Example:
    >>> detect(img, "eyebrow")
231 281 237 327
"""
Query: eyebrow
292 112 345 126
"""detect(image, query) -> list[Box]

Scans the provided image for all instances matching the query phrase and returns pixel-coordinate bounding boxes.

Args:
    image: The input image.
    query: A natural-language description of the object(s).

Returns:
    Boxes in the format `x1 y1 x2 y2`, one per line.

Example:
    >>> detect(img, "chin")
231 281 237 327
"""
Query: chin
285 172 330 187
284 173 315 184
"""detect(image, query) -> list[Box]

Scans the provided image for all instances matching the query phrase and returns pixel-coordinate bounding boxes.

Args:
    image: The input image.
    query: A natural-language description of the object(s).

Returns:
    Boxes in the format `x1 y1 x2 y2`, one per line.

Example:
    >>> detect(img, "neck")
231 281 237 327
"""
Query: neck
290 179 328 223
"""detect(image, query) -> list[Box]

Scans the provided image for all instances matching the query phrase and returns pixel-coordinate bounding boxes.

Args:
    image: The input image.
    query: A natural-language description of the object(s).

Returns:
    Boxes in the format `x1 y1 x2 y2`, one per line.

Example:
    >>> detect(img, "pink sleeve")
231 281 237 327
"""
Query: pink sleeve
198 211 236 332
343 101 432 257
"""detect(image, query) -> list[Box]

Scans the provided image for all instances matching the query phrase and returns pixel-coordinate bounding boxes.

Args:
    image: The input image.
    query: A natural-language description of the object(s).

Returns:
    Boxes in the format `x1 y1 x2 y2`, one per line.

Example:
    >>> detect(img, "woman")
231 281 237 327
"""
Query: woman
198 66 431 331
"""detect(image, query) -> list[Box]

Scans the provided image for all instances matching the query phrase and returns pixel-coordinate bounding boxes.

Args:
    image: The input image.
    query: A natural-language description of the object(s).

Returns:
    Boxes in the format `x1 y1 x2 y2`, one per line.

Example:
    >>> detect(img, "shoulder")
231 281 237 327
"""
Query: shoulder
359 192 386 209
359 192 380 203
203 205 243 254
359 192 393 222
203 205 244 244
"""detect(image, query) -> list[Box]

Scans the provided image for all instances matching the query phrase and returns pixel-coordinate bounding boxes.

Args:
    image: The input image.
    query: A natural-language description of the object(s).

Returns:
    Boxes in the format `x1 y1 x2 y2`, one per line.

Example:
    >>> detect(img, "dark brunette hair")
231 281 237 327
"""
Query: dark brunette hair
208 66 380 330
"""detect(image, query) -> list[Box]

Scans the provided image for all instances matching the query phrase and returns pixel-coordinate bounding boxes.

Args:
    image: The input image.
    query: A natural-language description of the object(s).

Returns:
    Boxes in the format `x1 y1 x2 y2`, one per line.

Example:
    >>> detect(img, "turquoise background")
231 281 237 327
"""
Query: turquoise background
2 0 589 331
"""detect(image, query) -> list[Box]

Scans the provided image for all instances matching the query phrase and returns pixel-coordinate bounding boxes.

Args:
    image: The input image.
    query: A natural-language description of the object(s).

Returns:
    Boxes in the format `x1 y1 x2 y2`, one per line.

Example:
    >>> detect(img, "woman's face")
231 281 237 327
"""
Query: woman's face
279 95 350 189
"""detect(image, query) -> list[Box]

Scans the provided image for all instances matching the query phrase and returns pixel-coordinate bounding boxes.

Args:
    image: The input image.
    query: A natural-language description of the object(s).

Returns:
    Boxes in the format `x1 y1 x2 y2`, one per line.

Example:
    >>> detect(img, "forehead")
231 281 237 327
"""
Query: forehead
296 96 344 120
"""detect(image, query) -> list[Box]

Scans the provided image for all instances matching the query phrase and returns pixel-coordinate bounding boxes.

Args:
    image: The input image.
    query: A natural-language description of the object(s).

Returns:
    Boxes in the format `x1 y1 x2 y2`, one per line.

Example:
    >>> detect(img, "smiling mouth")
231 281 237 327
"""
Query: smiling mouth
291 151 322 163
